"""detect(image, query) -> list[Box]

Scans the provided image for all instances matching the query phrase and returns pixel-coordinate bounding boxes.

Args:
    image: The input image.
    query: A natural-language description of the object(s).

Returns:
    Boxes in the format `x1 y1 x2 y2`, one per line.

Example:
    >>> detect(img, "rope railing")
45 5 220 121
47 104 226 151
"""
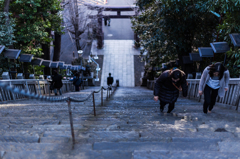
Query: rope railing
0 82 118 149
0 79 75 102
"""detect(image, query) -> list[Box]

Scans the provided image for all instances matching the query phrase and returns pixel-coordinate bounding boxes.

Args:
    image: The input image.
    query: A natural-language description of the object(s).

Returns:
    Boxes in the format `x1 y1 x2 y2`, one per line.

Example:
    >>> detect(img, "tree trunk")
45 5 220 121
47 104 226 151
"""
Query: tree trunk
73 0 81 51
53 32 61 61
4 0 11 39
97 11 104 48
75 38 81 50
42 44 51 76
177 46 193 76
52 32 62 73
4 0 10 12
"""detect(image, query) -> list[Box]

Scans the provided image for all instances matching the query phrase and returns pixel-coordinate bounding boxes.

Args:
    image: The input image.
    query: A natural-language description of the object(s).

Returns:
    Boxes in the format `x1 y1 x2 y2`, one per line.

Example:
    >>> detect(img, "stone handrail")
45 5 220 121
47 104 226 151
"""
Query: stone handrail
0 79 74 102
187 79 240 108
147 78 240 109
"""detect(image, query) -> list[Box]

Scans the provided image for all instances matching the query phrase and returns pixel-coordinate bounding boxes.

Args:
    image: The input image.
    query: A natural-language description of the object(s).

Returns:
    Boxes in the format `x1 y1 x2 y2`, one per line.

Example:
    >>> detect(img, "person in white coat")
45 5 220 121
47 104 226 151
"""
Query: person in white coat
199 62 230 114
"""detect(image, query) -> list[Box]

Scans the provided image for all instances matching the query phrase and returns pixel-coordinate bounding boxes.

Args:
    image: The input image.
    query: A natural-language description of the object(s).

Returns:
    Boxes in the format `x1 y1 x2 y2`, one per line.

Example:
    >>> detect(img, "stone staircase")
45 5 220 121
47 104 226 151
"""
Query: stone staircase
0 87 240 158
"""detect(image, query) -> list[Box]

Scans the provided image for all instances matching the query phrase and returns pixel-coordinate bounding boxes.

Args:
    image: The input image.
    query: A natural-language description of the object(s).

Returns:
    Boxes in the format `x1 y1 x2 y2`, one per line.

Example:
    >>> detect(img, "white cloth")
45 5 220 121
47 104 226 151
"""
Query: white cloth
198 66 230 98
206 77 220 89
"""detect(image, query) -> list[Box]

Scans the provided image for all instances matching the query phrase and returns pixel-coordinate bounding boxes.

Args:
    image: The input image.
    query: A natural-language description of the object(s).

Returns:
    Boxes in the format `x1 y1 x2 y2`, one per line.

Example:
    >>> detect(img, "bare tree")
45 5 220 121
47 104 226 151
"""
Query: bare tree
63 0 102 51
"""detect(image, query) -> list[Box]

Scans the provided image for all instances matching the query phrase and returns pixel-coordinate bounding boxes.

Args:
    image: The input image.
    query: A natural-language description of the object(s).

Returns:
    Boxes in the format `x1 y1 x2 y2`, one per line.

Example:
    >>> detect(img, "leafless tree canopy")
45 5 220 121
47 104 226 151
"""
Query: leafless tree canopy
62 0 101 51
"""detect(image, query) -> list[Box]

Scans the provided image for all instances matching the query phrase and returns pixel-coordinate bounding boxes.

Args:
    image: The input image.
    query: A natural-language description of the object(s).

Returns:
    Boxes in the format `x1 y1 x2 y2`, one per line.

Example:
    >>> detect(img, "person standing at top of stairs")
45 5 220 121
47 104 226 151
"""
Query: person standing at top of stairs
107 73 114 90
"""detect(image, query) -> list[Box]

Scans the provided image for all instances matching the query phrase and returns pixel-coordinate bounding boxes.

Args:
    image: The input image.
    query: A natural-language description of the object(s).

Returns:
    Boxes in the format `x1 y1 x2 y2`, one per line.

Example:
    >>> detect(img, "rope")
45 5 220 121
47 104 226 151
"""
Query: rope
93 87 103 93
0 83 117 103
0 83 69 102
69 92 93 102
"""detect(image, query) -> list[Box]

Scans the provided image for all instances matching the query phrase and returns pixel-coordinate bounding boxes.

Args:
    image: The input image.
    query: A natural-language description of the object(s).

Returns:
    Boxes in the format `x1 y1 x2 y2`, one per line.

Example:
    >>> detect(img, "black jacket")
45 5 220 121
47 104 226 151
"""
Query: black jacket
154 70 188 103
52 74 63 89
107 76 114 85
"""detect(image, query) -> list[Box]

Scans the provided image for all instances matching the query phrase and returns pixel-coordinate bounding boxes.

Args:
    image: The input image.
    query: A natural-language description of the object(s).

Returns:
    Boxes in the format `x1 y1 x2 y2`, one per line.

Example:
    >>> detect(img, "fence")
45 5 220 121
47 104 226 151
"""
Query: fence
0 82 117 149
0 79 74 102
187 79 240 109
147 78 240 109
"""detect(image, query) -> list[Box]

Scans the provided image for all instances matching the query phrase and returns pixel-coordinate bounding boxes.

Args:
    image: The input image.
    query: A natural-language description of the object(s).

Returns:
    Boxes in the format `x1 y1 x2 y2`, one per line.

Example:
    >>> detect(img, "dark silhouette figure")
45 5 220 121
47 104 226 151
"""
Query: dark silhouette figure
107 73 114 88
52 70 63 95
71 72 82 92
107 17 111 26
104 17 107 26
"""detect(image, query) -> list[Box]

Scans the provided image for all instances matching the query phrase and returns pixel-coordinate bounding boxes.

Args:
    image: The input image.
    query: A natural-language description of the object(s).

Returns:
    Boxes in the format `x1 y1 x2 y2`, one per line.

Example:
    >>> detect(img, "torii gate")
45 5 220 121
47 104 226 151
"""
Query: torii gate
85 3 139 48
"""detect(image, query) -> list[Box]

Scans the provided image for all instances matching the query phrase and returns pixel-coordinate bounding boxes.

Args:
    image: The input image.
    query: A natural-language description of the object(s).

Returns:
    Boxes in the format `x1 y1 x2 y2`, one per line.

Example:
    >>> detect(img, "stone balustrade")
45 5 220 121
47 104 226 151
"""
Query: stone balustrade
0 79 74 102
147 78 240 109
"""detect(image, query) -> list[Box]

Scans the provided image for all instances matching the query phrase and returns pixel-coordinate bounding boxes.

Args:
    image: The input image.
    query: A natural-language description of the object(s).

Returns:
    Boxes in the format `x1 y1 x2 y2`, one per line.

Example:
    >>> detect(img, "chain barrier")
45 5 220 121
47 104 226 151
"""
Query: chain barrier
0 82 117 149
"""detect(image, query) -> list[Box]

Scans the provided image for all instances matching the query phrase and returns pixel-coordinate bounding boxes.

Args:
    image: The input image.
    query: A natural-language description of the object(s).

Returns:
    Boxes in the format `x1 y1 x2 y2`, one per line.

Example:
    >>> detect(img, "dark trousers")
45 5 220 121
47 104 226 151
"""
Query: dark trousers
203 85 219 113
104 19 107 26
54 89 62 95
160 100 175 113
75 85 80 91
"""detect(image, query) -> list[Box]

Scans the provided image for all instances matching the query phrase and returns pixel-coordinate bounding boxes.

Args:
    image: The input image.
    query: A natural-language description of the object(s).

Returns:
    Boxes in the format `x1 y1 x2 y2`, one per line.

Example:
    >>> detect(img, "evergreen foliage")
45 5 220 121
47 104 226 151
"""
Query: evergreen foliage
132 0 240 76
10 0 63 56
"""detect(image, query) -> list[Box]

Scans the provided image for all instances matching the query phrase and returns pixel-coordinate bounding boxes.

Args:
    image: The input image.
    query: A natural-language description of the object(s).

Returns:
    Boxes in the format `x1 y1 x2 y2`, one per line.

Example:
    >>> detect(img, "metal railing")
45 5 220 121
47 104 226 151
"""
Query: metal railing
0 82 117 149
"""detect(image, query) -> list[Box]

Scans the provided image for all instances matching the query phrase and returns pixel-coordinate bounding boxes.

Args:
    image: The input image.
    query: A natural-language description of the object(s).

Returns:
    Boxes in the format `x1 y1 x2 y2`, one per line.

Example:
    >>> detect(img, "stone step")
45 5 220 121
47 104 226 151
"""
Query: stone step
71 131 237 143
0 136 39 143
1 125 239 144
0 142 91 152
2 117 240 133
3 150 133 159
140 131 236 140
40 137 70 144
1 131 237 145
133 150 240 159
93 141 219 151
2 111 240 123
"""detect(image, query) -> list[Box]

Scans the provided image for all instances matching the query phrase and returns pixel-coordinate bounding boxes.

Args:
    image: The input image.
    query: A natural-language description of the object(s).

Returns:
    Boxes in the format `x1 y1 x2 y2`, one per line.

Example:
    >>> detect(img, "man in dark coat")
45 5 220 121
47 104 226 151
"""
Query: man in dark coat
52 70 63 96
107 73 113 86
107 73 114 90
104 17 108 26
71 72 82 92
154 69 188 113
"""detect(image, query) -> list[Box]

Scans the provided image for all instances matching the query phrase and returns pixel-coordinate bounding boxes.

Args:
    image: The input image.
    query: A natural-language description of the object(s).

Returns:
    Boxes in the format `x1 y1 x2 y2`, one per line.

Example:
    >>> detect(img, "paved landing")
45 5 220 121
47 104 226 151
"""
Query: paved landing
97 40 140 87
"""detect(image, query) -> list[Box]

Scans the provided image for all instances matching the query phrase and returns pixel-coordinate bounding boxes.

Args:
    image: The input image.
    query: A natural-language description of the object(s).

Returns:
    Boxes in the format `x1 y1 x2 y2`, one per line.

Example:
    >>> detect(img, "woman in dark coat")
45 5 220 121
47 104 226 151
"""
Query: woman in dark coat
52 70 63 95
154 69 188 113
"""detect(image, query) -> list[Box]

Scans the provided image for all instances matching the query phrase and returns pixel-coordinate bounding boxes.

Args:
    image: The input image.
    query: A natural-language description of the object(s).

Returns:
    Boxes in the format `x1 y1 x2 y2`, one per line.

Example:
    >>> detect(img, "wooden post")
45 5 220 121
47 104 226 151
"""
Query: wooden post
101 88 103 106
92 93 96 116
107 89 108 101
67 100 75 149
